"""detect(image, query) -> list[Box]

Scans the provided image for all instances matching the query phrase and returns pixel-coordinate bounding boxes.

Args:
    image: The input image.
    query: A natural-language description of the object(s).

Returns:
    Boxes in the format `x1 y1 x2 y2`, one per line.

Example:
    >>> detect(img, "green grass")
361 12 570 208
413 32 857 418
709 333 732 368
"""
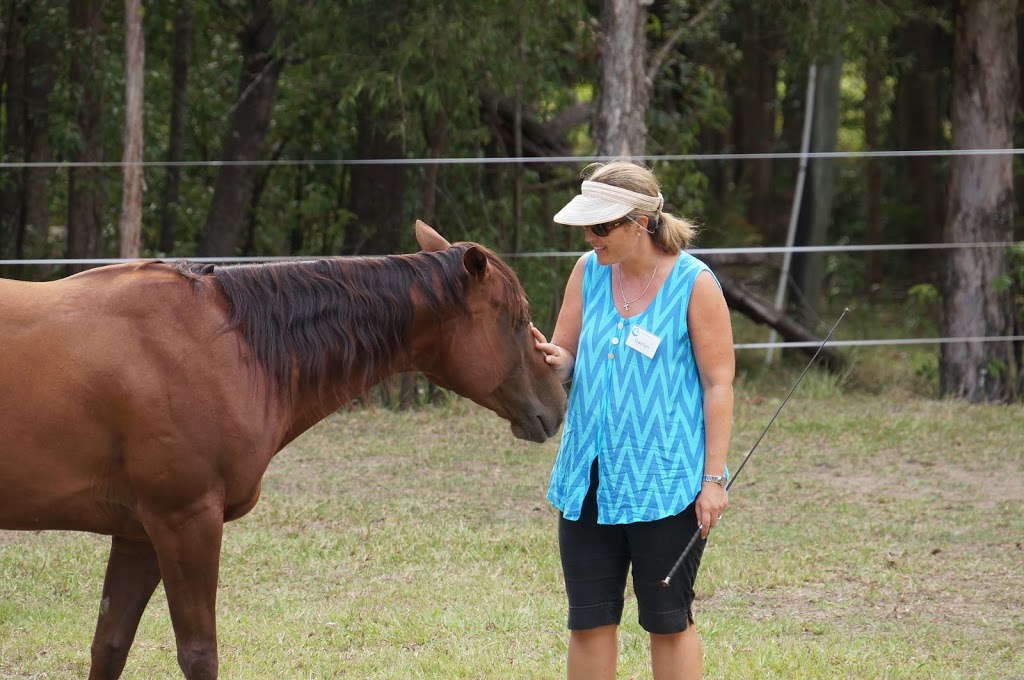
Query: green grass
2 380 1022 678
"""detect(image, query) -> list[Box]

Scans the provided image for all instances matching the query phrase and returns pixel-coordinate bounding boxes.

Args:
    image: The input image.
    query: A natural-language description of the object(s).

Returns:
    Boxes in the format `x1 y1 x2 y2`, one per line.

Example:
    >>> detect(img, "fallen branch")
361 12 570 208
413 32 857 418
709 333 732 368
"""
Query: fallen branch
717 271 846 372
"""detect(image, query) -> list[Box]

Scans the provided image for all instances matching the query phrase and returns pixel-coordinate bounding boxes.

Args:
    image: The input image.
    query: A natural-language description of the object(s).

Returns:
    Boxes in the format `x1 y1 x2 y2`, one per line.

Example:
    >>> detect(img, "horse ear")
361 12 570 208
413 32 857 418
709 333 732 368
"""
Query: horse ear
415 220 451 252
463 245 489 279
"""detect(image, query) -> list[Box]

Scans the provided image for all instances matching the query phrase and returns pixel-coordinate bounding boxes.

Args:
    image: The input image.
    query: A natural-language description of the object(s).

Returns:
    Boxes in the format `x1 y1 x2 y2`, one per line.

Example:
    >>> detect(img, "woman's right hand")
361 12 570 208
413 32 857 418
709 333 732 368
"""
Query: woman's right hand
531 324 574 382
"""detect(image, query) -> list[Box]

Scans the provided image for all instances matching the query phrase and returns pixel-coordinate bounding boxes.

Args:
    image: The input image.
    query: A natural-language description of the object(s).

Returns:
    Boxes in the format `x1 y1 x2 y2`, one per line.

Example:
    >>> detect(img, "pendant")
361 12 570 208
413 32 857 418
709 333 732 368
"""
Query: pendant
623 302 630 310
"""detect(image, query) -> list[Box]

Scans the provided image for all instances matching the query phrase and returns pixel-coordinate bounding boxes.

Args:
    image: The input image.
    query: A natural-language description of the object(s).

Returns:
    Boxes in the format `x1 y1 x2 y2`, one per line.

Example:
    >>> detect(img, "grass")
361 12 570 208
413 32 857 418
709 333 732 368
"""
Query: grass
1 369 1022 678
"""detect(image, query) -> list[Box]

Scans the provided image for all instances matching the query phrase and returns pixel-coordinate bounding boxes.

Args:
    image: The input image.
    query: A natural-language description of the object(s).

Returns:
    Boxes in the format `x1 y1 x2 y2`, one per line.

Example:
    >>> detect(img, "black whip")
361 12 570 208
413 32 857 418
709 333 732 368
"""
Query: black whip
661 307 849 587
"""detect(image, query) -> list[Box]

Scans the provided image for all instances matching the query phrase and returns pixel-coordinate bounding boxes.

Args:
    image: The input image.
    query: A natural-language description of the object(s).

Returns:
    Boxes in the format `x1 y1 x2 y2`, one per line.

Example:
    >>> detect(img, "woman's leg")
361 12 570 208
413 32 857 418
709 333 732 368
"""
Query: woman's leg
650 624 702 680
568 624 618 680
559 460 629 679
627 500 707 680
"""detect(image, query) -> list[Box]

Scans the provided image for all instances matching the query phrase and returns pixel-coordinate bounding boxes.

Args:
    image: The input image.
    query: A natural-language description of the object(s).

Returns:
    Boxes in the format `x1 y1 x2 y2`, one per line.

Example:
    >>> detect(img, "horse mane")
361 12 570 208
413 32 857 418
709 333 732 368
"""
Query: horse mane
173 244 530 400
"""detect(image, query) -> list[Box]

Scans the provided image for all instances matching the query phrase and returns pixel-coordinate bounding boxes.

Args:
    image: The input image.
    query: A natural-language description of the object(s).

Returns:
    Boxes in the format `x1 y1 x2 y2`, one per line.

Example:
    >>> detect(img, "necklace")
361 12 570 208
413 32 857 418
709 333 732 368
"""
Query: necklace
617 253 661 311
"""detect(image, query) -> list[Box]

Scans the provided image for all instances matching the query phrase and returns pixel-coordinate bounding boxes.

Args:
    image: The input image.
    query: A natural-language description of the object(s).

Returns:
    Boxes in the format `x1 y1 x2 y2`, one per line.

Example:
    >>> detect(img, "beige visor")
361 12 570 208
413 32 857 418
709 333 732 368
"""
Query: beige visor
553 180 664 226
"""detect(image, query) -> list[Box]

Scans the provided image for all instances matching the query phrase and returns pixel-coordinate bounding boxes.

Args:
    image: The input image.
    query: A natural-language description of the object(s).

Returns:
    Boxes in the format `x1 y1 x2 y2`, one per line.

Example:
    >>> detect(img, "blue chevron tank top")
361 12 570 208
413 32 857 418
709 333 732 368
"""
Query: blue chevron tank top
547 250 713 524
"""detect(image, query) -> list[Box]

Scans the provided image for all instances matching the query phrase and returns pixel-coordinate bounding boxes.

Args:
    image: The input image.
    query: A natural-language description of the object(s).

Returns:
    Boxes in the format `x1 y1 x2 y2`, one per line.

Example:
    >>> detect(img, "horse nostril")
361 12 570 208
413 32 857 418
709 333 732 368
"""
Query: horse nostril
539 411 561 437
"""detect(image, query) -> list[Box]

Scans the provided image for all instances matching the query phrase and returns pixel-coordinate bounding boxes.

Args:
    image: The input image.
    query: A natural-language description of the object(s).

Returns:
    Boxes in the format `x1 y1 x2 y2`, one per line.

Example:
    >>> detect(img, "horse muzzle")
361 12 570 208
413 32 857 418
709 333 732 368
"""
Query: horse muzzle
508 397 566 443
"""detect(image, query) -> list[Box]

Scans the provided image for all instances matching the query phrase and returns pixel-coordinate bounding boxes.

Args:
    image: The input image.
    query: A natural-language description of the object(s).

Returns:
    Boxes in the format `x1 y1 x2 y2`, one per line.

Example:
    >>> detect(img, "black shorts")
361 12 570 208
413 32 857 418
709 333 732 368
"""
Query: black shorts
557 460 706 634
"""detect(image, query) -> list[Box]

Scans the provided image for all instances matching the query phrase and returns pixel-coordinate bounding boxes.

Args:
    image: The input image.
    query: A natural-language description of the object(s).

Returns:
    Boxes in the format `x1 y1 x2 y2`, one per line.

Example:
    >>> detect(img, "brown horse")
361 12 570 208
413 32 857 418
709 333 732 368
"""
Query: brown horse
0 221 565 679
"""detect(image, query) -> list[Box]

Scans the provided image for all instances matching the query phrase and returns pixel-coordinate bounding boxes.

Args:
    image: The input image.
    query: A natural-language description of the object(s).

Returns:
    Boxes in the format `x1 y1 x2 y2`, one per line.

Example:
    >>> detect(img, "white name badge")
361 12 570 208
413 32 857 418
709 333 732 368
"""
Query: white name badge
625 325 661 359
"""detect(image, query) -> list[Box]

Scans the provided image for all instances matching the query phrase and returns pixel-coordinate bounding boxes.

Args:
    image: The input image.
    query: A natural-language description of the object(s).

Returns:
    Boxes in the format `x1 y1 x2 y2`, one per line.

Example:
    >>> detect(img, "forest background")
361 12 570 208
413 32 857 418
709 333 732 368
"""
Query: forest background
1 0 1022 402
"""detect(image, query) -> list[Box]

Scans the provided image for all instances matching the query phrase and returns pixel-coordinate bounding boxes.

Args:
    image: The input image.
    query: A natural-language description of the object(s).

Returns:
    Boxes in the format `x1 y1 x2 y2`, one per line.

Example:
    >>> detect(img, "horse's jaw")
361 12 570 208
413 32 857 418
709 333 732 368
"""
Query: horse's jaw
474 388 566 444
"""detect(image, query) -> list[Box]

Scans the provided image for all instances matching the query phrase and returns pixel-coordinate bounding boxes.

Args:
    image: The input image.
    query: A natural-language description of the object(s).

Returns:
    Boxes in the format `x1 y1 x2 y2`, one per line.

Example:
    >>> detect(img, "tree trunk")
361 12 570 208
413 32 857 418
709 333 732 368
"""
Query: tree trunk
66 0 107 273
119 0 144 259
864 34 882 288
1 0 28 261
198 0 283 256
891 7 949 259
594 0 650 157
415 109 449 408
791 52 842 321
734 6 778 240
159 1 191 255
0 0 59 274
342 93 406 256
419 109 447 230
940 0 1018 403
702 64 733 211
0 0 7 81
21 2 59 265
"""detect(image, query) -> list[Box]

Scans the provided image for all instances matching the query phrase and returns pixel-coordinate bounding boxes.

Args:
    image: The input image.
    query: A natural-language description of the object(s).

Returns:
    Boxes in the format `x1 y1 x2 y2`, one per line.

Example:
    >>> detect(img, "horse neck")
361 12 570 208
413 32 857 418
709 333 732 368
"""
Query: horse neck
280 255 444 436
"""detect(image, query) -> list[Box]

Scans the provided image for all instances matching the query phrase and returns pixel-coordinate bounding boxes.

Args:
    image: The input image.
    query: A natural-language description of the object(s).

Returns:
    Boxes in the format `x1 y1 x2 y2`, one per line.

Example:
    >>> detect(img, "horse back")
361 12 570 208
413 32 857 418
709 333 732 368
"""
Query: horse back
0 263 285 533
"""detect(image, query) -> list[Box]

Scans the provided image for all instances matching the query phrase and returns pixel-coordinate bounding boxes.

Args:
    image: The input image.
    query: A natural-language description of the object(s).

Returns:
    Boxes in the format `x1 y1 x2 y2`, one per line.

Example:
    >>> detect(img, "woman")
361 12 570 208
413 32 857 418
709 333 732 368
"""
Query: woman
532 161 734 679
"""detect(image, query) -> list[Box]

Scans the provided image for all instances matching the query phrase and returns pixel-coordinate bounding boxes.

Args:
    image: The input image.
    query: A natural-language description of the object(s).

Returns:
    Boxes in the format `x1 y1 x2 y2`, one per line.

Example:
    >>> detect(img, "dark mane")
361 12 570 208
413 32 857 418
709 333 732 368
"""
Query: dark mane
174 244 530 399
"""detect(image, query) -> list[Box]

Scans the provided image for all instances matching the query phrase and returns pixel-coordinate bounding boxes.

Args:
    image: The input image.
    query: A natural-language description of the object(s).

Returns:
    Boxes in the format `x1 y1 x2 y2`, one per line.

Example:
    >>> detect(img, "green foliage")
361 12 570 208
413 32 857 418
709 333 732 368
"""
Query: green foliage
0 0 1014 348
913 352 939 384
1011 244 1024 326
985 358 1007 381
907 282 940 310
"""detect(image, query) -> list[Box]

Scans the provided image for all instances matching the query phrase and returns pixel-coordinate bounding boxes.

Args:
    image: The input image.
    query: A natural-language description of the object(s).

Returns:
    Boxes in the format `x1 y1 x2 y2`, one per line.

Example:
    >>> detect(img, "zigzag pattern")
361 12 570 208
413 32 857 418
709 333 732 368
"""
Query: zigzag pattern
548 251 713 524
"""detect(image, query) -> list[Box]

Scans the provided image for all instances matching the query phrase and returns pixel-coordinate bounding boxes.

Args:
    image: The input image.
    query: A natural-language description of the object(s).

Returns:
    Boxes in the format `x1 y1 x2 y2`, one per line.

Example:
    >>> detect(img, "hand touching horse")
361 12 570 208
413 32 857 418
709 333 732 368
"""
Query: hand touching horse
0 221 565 679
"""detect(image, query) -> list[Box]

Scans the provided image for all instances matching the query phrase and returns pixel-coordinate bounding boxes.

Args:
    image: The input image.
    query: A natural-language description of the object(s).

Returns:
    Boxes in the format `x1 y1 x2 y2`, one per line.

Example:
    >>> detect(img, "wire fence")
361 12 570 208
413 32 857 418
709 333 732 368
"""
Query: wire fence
3 145 1024 168
2 148 1022 350
3 241 1021 351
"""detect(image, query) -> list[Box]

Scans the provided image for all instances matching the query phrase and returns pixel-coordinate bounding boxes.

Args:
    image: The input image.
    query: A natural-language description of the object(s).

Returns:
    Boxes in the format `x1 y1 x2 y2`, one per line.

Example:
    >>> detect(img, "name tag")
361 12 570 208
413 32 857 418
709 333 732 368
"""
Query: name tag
625 326 661 359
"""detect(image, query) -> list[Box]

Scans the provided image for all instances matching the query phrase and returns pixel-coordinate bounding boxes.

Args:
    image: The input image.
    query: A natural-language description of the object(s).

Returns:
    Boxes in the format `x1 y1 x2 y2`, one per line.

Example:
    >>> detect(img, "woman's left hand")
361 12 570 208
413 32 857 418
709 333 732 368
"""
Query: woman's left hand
695 483 728 539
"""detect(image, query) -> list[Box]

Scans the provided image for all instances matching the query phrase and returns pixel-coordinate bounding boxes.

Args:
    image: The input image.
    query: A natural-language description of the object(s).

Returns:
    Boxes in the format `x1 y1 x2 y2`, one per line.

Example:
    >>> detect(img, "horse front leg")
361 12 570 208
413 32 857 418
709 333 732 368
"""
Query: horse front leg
145 503 225 680
88 535 162 680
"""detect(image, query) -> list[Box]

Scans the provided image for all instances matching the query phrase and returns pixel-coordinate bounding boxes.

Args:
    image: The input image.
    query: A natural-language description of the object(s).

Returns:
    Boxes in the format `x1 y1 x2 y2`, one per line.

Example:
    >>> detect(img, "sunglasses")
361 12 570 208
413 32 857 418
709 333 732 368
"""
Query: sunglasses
581 218 630 237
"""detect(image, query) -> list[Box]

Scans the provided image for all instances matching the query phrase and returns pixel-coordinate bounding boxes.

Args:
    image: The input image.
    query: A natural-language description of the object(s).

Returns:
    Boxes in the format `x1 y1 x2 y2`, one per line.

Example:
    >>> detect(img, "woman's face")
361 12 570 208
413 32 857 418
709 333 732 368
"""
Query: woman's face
582 217 639 265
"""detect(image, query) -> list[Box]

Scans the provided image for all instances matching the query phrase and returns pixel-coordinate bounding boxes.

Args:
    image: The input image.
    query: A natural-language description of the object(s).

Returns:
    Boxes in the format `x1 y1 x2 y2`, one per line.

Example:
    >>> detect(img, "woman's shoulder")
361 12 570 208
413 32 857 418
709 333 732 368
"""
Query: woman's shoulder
568 251 591 280
676 250 710 271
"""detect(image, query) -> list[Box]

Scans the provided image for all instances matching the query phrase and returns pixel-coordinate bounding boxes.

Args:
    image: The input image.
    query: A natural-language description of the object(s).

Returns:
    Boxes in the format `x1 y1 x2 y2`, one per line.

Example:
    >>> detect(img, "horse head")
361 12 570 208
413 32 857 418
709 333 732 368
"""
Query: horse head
413 220 566 443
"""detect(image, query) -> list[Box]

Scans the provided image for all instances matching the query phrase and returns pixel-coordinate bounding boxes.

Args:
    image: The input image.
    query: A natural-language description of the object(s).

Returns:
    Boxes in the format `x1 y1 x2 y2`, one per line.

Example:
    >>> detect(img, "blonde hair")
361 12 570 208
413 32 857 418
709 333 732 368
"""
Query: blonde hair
582 161 697 252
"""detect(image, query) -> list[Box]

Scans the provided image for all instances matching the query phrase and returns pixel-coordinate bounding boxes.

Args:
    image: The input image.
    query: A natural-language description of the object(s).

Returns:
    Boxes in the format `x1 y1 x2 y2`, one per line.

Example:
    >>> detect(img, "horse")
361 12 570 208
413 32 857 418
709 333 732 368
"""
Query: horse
0 220 566 679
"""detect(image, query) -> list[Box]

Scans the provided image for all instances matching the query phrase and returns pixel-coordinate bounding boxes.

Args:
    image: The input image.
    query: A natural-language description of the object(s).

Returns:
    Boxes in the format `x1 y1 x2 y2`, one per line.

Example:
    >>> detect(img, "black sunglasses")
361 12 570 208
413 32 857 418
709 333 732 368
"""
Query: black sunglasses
582 218 629 237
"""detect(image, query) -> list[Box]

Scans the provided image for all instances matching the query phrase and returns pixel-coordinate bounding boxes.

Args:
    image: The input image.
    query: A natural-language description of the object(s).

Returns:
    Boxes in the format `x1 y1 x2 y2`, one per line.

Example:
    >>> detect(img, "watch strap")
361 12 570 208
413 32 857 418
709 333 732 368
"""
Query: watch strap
702 474 727 488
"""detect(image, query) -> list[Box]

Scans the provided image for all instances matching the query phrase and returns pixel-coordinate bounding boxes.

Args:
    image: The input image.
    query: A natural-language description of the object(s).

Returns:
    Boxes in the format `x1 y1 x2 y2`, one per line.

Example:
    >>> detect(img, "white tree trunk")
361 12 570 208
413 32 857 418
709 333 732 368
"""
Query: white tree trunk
940 0 1018 402
119 0 145 259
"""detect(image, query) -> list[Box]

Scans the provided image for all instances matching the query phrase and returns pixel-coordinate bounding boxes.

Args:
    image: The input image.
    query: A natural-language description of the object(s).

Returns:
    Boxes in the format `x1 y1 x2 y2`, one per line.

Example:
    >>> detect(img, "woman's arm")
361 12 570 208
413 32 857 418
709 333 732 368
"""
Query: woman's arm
688 270 735 537
531 254 586 384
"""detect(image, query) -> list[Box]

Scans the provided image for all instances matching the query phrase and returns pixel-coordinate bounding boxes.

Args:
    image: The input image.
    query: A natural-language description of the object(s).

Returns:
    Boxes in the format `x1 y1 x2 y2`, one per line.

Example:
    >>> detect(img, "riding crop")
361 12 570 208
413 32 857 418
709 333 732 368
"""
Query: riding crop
661 307 849 587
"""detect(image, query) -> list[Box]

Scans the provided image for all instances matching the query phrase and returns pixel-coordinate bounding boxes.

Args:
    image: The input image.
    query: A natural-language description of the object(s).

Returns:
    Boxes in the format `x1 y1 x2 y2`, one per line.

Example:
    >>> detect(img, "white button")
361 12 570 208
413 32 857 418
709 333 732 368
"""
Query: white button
607 353 614 360
617 322 624 329
611 338 619 345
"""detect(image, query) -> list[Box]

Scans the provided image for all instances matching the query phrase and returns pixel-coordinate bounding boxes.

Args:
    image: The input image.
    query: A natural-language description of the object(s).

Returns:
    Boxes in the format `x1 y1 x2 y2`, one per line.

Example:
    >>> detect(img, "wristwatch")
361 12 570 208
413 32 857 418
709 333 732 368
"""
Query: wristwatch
702 474 727 489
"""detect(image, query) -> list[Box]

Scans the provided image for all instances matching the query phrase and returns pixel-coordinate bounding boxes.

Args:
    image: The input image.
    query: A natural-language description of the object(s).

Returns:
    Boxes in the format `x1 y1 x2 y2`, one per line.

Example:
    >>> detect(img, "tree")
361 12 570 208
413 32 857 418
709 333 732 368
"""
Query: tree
731 4 780 239
1 0 29 262
940 0 1019 402
158 1 191 255
66 0 108 273
198 0 284 256
890 3 950 260
342 93 407 256
119 0 144 259
1 0 60 273
594 0 650 157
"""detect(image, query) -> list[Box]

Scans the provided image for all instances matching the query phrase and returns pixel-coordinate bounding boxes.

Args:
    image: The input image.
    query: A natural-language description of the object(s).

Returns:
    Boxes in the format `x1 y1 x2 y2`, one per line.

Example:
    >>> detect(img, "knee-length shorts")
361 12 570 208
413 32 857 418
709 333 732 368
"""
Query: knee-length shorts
557 461 706 634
